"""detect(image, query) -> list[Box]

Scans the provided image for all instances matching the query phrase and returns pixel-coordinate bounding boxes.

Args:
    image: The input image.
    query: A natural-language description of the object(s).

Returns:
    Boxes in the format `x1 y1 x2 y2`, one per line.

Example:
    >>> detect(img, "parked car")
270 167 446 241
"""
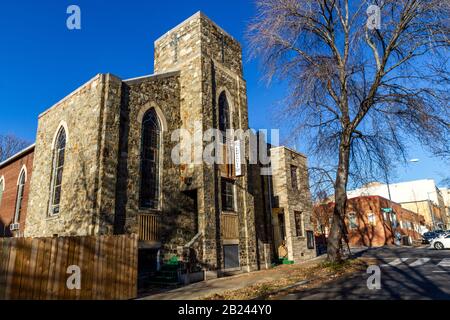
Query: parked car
422 232 438 244
430 233 450 250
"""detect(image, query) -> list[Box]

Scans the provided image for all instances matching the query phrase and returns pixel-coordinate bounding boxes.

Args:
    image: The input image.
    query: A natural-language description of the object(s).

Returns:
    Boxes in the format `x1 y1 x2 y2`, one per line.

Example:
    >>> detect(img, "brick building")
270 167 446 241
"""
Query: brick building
313 196 425 247
1 13 316 279
0 145 34 237
348 180 448 231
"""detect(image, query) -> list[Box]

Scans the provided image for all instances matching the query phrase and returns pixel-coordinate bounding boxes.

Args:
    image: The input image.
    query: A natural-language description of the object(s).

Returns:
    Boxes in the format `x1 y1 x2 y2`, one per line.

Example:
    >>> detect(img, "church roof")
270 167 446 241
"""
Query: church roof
0 144 35 169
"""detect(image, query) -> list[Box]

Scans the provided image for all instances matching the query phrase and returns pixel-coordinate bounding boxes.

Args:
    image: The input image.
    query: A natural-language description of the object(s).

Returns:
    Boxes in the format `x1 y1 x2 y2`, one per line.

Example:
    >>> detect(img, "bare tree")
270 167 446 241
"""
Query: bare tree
0 134 30 162
248 0 450 261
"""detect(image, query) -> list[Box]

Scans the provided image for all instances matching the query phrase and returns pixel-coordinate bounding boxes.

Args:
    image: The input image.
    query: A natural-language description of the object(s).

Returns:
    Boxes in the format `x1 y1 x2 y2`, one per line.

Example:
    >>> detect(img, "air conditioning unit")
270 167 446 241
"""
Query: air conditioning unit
10 223 20 231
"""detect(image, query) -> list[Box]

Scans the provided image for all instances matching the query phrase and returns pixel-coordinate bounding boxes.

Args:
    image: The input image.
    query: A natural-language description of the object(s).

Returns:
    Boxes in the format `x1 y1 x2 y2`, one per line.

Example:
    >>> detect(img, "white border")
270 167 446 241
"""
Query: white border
51 121 69 150
16 165 27 185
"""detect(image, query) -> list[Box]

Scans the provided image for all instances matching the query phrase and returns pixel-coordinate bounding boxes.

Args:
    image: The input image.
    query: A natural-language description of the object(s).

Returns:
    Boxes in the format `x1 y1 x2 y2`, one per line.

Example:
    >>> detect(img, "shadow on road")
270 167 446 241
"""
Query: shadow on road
284 247 450 300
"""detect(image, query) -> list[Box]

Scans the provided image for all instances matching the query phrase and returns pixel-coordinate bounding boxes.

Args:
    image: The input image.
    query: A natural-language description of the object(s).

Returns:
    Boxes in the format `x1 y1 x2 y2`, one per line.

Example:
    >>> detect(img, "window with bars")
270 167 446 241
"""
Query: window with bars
294 211 304 237
221 179 235 212
14 169 26 224
140 108 161 210
291 165 298 190
49 128 66 216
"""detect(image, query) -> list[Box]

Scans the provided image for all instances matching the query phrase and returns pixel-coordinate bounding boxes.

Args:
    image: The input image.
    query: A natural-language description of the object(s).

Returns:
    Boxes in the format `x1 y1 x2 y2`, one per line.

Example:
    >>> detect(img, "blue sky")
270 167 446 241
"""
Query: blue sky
0 0 447 186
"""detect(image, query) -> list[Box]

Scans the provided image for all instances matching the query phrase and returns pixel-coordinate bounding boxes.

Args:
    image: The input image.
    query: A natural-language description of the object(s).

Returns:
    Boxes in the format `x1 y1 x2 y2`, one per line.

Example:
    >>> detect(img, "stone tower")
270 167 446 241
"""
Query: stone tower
153 12 258 275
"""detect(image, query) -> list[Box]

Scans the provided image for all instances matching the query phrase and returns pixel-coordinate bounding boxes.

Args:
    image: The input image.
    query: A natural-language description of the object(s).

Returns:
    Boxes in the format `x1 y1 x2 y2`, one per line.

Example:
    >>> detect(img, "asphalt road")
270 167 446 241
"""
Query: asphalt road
282 246 450 300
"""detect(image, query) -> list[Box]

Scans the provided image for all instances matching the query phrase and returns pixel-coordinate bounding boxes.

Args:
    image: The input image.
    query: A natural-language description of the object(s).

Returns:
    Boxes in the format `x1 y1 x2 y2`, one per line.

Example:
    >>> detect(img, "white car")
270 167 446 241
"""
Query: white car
430 233 450 250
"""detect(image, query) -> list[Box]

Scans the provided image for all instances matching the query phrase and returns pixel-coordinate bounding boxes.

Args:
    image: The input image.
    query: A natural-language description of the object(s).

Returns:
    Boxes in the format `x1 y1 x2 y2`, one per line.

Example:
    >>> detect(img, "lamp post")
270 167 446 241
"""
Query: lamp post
382 169 399 244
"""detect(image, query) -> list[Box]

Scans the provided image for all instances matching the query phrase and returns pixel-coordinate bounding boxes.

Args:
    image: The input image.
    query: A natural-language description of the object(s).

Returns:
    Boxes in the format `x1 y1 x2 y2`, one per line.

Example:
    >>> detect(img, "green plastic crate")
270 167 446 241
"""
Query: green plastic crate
282 258 294 265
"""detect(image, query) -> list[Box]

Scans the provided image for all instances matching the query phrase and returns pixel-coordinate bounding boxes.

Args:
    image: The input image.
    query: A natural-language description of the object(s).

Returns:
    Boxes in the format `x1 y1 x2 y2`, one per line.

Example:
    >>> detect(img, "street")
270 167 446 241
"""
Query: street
283 247 450 300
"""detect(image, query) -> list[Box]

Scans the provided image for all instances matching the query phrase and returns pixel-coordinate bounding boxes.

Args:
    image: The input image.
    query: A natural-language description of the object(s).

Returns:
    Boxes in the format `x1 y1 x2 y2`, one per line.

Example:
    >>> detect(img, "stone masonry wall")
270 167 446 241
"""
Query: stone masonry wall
116 73 199 254
25 74 122 237
270 147 316 262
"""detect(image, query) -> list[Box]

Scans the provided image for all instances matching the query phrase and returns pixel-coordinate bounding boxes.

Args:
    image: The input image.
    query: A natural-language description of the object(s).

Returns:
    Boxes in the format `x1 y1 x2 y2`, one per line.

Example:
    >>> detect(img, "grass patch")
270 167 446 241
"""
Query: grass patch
320 259 353 272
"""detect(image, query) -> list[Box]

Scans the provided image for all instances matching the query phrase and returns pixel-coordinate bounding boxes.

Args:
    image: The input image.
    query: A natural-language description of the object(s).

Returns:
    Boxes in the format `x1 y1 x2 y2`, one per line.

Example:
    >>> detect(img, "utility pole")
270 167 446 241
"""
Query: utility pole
427 191 438 231
383 171 398 245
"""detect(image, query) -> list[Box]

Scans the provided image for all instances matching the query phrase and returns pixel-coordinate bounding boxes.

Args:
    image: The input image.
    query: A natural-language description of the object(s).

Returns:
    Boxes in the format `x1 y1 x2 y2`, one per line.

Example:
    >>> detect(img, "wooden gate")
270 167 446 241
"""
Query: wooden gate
0 234 138 300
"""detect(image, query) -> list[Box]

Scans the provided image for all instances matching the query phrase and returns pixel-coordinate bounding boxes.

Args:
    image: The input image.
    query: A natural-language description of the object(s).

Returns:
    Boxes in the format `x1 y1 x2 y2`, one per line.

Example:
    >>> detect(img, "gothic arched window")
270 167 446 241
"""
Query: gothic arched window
140 108 161 209
218 91 231 137
14 169 26 225
50 127 66 216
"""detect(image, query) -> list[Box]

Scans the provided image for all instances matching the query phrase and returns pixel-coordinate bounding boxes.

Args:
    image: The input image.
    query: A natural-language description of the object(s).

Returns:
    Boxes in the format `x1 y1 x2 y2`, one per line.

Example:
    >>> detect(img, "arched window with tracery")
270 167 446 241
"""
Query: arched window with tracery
140 108 161 209
13 169 26 225
49 127 66 216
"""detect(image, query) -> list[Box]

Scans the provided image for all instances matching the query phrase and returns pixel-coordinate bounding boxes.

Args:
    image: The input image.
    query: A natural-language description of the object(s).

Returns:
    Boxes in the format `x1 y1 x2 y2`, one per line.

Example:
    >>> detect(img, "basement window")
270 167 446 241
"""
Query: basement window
223 245 240 270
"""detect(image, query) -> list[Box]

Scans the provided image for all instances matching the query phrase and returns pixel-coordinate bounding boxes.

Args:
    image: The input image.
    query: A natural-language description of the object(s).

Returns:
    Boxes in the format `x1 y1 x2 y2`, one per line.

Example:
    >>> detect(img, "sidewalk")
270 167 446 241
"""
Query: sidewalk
139 255 327 300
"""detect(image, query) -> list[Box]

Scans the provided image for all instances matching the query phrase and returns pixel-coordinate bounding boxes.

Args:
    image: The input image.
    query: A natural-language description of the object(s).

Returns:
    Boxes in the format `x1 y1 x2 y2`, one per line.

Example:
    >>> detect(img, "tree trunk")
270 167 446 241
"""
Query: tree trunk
327 137 351 262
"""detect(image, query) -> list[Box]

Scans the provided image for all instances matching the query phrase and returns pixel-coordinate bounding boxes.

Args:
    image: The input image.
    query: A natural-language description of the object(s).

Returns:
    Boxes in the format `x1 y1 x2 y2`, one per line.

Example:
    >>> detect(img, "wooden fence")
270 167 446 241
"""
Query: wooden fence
0 234 138 300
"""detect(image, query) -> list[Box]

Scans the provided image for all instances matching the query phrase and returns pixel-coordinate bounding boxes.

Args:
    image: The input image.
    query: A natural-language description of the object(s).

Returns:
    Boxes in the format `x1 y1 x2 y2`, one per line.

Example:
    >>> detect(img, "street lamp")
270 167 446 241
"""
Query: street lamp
381 168 399 244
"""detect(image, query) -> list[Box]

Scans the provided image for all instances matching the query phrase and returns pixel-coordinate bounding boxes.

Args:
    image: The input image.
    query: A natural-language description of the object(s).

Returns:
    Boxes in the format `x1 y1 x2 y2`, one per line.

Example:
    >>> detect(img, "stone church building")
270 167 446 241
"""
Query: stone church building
1 12 316 279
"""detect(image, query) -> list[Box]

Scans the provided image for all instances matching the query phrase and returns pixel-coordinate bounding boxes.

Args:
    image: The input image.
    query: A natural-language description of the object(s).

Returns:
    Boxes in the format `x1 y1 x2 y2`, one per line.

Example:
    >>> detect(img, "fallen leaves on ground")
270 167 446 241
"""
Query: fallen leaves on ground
203 258 369 300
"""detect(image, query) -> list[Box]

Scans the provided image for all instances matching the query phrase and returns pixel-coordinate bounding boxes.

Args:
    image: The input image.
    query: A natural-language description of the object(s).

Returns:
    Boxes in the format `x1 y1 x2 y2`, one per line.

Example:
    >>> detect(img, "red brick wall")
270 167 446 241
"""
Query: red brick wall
0 150 34 237
313 196 424 248
346 197 394 247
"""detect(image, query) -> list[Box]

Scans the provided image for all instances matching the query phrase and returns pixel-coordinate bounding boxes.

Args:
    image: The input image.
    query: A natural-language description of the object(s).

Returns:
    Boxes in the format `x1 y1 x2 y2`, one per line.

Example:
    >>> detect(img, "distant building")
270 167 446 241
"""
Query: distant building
441 188 450 227
0 145 34 237
313 196 425 247
347 180 448 231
